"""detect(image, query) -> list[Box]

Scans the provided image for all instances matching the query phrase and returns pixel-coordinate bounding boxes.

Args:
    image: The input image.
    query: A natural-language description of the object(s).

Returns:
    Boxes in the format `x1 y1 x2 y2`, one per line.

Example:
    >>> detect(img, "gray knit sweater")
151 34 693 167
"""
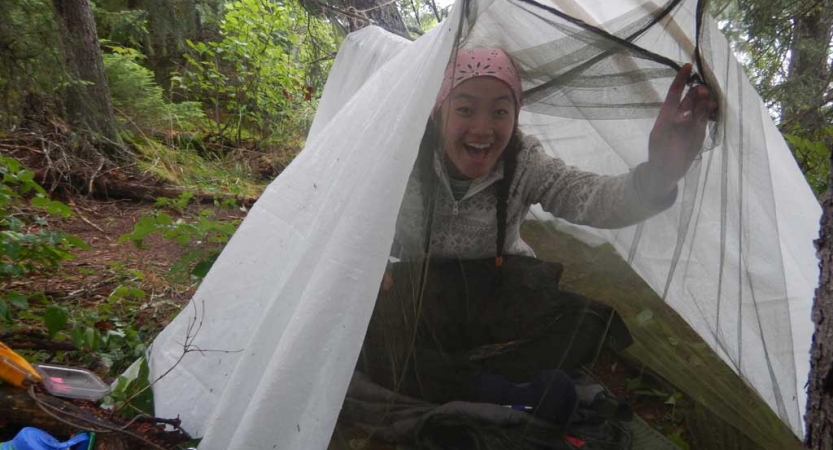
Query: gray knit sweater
393 131 676 260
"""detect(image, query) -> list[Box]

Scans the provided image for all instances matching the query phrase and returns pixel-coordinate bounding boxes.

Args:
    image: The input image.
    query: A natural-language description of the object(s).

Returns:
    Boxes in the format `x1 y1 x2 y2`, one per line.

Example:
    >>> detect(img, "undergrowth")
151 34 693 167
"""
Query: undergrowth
1 155 89 319
130 135 284 198
0 151 246 418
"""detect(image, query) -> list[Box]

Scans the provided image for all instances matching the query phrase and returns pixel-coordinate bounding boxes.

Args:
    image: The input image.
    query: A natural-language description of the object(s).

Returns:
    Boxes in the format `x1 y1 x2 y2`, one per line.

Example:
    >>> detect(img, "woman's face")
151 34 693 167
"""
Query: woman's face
438 77 517 180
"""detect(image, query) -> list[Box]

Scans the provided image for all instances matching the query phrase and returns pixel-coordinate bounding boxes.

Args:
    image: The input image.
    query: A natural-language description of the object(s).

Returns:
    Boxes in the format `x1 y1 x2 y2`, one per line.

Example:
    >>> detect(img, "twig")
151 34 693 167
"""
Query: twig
426 0 442 22
39 133 60 193
74 208 105 233
113 300 242 415
309 53 337 65
132 415 184 429
314 0 374 23
409 0 422 28
357 0 398 13
116 412 180 430
88 157 106 196
0 142 43 154
54 278 117 302
99 162 138 177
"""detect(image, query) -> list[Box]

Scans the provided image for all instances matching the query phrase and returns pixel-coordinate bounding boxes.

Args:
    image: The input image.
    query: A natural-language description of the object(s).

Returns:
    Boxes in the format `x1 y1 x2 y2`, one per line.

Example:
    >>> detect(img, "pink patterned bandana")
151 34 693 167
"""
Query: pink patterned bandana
435 48 523 112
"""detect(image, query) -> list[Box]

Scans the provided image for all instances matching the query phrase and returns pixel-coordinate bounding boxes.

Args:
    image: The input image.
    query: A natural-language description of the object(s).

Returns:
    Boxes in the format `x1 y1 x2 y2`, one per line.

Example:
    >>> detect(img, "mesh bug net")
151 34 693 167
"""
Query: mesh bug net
145 0 820 449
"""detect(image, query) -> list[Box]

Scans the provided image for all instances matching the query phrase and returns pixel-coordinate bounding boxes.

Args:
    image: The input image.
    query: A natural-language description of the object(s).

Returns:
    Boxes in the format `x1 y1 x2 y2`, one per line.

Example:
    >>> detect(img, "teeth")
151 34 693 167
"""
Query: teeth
467 143 490 149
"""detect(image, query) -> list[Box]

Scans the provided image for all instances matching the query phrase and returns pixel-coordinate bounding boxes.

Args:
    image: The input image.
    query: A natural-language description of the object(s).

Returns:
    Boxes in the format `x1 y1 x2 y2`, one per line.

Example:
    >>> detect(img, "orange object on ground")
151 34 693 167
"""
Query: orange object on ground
0 341 42 388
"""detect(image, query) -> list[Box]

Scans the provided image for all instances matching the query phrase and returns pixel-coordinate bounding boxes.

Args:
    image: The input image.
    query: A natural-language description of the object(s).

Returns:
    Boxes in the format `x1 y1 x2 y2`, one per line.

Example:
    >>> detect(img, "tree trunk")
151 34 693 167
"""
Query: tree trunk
342 0 410 39
52 0 121 147
129 0 199 92
780 1 832 138
807 169 833 450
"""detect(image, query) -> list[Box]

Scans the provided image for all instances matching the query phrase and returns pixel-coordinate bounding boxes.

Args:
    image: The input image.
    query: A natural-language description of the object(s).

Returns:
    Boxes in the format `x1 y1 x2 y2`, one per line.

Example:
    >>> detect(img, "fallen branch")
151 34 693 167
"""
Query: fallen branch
2 130 259 208
90 176 258 208
3 339 77 352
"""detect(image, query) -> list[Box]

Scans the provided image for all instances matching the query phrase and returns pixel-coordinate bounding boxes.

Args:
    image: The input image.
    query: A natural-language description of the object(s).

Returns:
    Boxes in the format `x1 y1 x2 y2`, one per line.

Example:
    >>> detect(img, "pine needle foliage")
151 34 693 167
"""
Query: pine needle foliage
104 46 204 134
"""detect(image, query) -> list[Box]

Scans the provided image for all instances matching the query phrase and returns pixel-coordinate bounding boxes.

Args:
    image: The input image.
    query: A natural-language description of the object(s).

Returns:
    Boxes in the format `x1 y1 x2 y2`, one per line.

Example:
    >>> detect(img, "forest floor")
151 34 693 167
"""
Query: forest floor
28 196 246 326
1 194 247 448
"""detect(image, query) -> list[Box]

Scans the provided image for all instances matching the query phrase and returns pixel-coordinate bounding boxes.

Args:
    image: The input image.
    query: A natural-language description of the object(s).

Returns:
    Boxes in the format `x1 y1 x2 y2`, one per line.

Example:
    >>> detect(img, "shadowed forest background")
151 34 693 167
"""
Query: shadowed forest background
1 0 831 448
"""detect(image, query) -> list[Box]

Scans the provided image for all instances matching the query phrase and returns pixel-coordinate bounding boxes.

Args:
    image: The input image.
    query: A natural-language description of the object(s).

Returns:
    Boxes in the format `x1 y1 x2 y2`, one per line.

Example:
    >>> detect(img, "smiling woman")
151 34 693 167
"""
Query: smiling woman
435 49 521 179
439 77 516 179
386 47 708 263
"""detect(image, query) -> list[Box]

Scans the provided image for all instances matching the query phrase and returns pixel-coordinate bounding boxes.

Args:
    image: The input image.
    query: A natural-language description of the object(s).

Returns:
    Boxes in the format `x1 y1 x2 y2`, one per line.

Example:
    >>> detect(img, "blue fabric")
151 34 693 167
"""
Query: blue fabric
469 369 578 425
0 428 89 450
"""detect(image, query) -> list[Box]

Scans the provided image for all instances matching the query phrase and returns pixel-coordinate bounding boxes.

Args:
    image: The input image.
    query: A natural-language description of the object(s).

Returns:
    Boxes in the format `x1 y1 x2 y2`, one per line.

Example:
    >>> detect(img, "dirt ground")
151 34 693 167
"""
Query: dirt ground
17 197 246 326
2 196 245 448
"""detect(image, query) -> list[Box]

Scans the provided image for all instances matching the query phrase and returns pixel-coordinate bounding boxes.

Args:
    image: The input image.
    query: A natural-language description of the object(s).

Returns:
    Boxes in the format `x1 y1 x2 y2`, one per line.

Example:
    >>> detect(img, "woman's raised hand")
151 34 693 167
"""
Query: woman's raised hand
646 63 716 198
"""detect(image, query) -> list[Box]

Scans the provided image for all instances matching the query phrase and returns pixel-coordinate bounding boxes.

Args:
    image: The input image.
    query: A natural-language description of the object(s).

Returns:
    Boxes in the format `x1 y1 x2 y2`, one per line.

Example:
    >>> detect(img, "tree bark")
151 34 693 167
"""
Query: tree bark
128 0 199 92
807 168 833 450
780 1 832 137
52 0 121 147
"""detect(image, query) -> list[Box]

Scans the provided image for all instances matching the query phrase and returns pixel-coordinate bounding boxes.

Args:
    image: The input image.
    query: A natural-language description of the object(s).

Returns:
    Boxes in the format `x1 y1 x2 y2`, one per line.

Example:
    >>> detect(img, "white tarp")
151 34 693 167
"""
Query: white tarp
148 12 460 449
148 0 821 448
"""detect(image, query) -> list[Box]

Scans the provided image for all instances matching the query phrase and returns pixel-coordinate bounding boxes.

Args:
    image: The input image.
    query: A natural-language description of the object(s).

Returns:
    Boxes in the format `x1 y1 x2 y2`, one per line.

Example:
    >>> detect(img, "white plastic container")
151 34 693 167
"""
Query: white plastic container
35 364 110 401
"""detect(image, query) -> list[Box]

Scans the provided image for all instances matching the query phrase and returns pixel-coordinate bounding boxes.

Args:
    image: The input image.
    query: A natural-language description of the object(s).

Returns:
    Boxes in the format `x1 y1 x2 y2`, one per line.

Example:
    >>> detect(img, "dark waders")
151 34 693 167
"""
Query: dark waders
359 255 633 405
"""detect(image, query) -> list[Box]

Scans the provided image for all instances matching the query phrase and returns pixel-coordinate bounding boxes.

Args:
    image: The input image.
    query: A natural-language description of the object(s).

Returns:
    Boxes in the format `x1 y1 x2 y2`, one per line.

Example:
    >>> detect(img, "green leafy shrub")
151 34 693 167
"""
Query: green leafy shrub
107 356 154 417
104 46 204 134
68 284 149 373
120 192 239 281
95 7 149 49
31 274 152 375
173 0 334 145
0 157 144 374
0 155 89 322
784 128 832 197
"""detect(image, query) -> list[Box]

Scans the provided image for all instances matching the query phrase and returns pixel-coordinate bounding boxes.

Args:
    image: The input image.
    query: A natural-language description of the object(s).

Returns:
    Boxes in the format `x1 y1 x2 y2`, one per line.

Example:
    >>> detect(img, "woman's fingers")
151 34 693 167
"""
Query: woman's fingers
649 64 716 188
693 86 712 120
659 63 693 123
675 88 696 123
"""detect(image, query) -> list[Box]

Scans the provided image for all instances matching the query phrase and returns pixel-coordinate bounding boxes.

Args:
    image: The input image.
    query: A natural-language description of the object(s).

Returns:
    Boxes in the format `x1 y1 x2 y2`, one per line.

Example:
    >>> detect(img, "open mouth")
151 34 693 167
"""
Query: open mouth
465 143 491 160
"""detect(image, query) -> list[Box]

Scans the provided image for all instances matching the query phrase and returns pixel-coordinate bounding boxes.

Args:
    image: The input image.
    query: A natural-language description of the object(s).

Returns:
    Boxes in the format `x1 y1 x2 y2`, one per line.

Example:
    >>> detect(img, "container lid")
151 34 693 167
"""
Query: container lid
35 364 110 401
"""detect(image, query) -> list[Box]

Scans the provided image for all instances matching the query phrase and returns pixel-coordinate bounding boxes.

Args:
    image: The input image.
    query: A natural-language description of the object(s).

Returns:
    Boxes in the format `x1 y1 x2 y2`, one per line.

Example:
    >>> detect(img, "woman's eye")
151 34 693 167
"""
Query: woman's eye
456 107 472 115
494 109 509 117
